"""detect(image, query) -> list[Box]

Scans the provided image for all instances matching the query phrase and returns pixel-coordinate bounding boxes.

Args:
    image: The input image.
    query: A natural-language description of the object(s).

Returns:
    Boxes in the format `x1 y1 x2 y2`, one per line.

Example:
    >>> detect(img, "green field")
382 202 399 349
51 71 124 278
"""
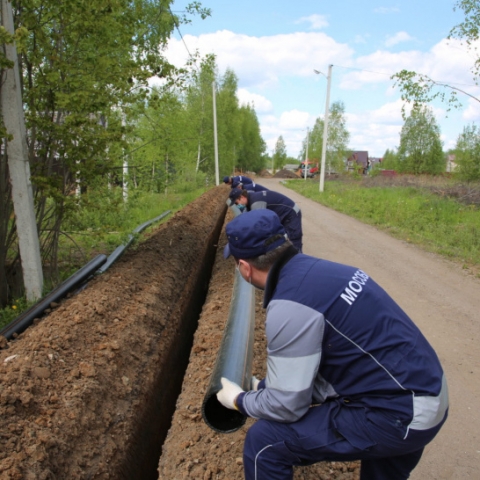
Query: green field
285 176 480 272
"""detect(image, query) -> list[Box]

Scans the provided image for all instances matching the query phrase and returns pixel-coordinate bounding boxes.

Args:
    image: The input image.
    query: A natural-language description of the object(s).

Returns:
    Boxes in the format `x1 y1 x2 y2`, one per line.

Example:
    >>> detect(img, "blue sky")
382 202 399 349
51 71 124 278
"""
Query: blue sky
165 1 480 158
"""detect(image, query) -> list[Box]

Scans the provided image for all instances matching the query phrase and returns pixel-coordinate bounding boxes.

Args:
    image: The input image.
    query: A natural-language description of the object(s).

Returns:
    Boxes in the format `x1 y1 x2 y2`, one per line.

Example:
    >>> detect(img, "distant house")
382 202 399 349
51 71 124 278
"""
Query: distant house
347 151 369 172
369 157 382 166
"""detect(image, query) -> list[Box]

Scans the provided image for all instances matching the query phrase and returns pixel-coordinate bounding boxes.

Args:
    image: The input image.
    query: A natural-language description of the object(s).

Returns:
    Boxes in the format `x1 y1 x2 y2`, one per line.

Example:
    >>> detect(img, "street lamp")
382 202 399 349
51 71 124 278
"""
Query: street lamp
314 65 333 192
304 126 309 181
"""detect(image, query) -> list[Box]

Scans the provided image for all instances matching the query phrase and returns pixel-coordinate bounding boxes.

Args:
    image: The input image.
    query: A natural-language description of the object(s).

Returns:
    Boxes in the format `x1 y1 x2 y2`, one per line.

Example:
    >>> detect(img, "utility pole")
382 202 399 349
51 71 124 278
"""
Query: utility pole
1 0 43 301
304 127 309 181
212 81 219 186
319 65 332 192
121 111 128 203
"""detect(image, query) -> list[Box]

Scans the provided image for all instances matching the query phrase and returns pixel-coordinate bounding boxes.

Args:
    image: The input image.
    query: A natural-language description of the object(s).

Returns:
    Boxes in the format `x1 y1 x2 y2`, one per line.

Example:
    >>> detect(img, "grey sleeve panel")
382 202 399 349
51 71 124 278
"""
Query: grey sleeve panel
266 300 324 357
241 299 324 422
241 387 312 423
250 201 267 210
267 353 321 392
410 374 449 430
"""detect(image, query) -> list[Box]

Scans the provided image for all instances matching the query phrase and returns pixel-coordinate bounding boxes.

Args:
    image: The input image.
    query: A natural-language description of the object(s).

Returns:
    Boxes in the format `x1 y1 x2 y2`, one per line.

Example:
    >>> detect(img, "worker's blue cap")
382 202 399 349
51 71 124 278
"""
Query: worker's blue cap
223 176 231 183
224 210 287 259
231 179 243 189
229 189 243 202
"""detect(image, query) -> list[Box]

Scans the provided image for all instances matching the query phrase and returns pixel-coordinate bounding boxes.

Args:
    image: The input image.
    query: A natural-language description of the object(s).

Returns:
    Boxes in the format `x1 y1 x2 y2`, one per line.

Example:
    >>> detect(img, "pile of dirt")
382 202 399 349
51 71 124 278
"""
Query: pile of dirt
273 169 300 179
0 185 228 480
158 208 360 480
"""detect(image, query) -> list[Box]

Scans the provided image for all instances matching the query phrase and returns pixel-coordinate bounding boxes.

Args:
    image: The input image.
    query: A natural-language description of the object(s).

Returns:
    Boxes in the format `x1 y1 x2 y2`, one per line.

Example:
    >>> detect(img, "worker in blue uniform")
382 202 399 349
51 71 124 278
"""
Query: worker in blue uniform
218 209 448 480
223 175 255 188
228 188 302 252
236 182 269 192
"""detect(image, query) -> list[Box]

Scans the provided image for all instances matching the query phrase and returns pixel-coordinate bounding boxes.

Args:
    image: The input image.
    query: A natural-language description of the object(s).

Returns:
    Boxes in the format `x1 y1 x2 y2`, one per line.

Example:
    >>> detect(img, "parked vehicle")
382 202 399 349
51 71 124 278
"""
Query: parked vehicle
299 161 319 178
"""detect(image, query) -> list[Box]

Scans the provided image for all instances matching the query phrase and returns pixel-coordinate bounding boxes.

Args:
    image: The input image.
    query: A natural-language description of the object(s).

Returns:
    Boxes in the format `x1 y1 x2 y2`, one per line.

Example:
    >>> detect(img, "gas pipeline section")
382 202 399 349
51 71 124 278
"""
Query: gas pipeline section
0 183 359 480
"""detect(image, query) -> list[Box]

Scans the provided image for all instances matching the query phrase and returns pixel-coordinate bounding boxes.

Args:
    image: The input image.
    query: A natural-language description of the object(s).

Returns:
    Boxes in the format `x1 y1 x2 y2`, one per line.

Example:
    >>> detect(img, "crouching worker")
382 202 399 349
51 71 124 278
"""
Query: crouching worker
218 209 448 480
229 188 303 253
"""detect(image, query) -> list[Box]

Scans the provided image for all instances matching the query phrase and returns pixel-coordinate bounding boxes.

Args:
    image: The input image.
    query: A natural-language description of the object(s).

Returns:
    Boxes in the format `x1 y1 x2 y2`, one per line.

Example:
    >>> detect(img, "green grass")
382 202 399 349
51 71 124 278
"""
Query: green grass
285 178 480 269
1 183 207 330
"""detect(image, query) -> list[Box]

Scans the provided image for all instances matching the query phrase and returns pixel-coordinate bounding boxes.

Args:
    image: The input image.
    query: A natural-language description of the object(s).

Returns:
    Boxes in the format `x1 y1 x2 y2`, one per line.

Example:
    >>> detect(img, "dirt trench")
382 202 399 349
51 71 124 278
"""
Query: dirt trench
0 185 227 480
0 183 359 480
157 208 359 480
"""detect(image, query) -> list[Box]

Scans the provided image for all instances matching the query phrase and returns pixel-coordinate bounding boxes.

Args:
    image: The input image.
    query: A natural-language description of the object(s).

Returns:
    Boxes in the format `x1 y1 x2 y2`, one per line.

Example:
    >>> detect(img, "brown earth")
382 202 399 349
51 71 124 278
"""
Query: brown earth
0 185 228 479
2 175 478 480
273 169 300 179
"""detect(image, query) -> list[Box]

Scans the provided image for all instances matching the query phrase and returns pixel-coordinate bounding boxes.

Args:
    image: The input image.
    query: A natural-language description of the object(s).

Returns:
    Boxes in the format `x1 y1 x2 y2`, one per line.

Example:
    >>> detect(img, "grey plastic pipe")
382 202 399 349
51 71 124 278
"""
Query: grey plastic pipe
202 269 256 433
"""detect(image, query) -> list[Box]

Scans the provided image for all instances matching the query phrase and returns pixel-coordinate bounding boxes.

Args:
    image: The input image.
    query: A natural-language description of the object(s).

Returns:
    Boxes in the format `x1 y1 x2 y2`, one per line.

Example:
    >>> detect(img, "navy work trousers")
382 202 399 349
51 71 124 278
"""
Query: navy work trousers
243 399 447 480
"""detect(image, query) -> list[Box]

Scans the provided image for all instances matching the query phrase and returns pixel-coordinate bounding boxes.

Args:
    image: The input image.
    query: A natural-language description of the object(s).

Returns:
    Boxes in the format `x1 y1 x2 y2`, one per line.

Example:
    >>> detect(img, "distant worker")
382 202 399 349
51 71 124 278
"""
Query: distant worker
223 175 255 189
237 182 269 192
218 209 448 480
228 188 302 252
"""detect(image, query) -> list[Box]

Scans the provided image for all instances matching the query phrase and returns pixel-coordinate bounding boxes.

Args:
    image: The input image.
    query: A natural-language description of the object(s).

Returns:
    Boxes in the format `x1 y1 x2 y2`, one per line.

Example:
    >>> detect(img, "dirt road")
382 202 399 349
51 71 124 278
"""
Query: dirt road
261 177 480 479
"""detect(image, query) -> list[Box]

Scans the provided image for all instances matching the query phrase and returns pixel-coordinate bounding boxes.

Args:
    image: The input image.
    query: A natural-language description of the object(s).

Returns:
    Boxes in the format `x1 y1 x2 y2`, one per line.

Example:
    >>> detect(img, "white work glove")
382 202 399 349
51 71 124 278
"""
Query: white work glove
216 377 244 410
251 375 260 391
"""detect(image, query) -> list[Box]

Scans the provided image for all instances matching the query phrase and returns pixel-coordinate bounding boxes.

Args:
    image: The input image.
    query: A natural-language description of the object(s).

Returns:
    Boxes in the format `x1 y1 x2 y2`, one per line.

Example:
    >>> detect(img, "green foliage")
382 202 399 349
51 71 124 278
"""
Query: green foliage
0 296 37 331
397 105 445 174
236 104 266 173
1 0 212 306
273 136 287 171
454 123 480 181
392 1 480 112
381 148 399 170
286 179 480 267
298 101 350 174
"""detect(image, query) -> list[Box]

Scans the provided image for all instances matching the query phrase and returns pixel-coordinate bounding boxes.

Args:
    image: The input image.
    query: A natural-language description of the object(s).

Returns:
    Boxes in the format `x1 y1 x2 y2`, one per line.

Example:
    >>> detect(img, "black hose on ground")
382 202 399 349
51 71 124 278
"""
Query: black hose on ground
0 254 107 342
202 270 256 433
0 211 171 344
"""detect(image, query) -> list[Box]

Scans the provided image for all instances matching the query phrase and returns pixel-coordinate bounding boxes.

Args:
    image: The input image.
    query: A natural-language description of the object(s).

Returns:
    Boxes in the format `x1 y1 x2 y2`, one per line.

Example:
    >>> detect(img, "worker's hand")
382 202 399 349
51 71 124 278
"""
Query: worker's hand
251 375 260 391
216 377 244 410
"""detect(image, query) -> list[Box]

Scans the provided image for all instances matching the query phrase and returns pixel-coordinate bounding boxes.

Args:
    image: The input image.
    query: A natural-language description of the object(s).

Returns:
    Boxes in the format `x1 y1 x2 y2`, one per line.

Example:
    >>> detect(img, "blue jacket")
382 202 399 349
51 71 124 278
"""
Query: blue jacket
237 248 448 433
231 175 254 188
243 183 269 192
246 190 299 223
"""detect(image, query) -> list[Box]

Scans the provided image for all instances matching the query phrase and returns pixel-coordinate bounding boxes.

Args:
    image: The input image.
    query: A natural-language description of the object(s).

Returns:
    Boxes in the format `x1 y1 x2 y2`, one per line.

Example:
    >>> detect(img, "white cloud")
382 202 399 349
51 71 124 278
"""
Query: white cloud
385 31 414 47
165 30 354 89
338 37 477 92
279 110 311 129
295 14 329 30
237 88 273 113
462 98 480 122
259 110 316 155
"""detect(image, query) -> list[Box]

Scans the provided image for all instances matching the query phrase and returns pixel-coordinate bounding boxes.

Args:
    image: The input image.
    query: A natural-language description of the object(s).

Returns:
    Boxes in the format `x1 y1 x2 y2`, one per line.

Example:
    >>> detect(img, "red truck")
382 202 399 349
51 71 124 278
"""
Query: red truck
299 161 319 178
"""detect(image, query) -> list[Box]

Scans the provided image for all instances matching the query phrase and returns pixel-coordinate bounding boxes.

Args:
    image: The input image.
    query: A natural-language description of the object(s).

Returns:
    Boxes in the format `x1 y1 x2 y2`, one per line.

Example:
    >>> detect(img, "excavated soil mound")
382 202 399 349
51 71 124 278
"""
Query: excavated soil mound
273 169 300 179
0 185 228 480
